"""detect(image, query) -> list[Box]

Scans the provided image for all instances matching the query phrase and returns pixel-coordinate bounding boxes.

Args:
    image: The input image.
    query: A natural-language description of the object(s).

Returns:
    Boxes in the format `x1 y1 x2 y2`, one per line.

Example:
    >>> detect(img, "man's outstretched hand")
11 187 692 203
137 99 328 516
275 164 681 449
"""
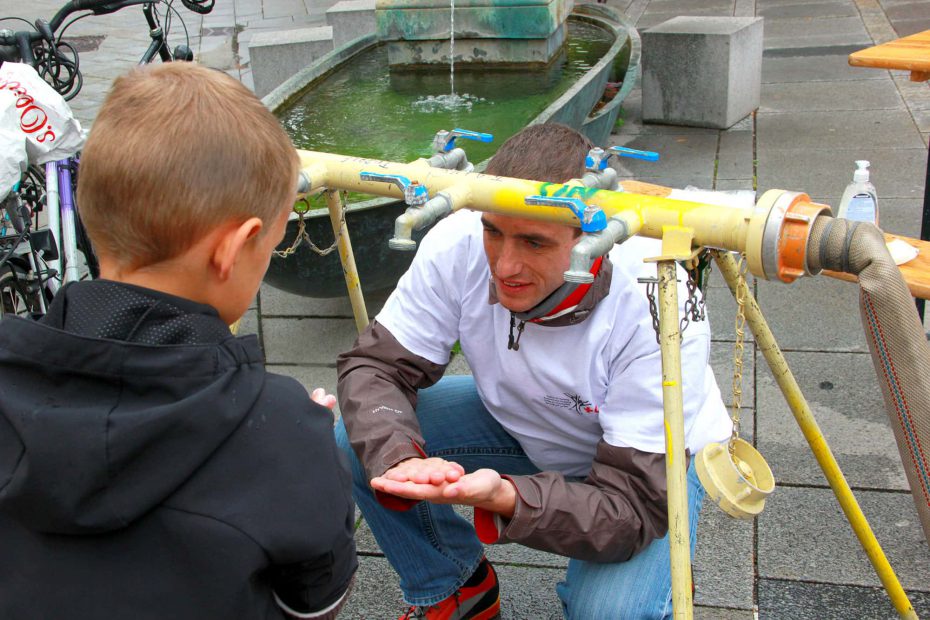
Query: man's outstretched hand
371 458 516 518
378 456 465 486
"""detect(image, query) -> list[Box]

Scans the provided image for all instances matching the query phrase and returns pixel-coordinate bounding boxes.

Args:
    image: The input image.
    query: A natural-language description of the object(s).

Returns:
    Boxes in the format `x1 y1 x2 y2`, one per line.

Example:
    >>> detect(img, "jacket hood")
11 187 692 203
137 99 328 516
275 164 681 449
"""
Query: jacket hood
0 281 265 535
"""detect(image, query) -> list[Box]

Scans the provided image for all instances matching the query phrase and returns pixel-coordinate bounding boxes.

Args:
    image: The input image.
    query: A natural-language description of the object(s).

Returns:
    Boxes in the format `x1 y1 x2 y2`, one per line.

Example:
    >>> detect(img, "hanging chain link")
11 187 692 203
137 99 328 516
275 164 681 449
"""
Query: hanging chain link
680 257 709 334
639 256 709 344
728 252 750 453
273 190 349 259
640 277 661 342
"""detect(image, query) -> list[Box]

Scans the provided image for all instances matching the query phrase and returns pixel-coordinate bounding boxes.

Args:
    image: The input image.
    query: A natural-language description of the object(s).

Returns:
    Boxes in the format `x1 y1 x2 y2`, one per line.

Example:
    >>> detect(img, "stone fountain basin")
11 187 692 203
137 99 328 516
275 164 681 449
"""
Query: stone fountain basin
262 3 639 298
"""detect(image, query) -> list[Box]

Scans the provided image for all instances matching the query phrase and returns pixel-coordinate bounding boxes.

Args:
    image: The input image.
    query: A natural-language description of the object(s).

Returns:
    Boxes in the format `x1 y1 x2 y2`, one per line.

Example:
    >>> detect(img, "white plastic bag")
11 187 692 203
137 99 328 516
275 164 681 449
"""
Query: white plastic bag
0 62 85 198
668 185 756 210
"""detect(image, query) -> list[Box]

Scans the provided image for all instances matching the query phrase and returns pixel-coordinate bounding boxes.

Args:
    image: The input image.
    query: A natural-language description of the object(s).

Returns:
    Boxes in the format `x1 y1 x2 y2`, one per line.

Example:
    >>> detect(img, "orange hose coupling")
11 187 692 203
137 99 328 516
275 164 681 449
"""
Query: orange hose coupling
747 190 832 283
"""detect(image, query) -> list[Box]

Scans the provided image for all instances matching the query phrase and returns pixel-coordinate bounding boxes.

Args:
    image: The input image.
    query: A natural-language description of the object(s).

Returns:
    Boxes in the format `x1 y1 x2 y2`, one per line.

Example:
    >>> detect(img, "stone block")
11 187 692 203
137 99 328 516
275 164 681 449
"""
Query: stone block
248 26 334 97
642 17 763 129
326 0 376 49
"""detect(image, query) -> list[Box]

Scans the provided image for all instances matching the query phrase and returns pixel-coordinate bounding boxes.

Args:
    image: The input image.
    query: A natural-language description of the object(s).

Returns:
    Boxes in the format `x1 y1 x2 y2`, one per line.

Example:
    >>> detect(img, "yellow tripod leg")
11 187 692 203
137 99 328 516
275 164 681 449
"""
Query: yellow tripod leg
657 259 694 620
712 250 917 620
326 189 369 334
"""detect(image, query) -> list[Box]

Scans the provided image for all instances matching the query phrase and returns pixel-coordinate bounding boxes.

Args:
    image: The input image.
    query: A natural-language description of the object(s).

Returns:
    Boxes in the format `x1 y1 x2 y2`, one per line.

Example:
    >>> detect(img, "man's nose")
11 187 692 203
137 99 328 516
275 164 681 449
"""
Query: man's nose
494 241 523 278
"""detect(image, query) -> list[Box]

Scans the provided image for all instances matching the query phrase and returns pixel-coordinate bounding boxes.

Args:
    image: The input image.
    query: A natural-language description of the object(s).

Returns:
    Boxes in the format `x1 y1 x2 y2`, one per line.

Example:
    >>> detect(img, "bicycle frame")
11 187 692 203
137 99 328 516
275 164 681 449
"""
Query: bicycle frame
139 2 172 64
37 158 85 290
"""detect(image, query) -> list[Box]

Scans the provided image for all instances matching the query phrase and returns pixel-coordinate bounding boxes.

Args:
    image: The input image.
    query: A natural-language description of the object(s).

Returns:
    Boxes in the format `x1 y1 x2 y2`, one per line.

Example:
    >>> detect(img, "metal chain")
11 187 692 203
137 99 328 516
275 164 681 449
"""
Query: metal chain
728 252 750 452
639 256 709 344
687 258 710 320
273 190 348 259
639 277 661 343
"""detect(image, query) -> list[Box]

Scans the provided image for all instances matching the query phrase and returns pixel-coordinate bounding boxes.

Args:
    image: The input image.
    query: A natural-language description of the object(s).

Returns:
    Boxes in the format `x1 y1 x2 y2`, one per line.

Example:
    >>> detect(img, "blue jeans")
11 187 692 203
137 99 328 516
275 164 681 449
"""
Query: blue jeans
335 375 706 619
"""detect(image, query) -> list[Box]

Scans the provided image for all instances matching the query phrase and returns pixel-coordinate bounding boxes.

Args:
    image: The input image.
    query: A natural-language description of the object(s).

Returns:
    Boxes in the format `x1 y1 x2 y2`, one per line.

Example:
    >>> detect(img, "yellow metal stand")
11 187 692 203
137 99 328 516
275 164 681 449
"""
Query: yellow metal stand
291 150 918 619
656 259 694 619
325 189 369 333
712 250 917 620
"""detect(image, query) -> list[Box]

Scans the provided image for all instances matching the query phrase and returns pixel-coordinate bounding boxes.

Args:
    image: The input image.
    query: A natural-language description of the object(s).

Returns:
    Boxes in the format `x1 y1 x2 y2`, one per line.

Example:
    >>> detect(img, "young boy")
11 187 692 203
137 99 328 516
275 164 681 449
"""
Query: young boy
0 63 357 619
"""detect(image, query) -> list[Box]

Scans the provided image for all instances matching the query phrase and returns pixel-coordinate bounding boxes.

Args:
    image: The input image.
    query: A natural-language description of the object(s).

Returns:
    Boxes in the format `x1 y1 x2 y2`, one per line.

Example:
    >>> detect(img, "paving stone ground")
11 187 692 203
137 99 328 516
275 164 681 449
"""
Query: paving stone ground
5 0 929 617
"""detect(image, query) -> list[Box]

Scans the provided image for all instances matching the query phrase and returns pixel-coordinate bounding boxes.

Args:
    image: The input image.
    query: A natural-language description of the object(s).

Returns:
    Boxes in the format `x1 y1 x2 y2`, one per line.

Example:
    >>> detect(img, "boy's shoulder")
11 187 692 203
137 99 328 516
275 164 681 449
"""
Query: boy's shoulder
240 370 337 449
163 370 350 549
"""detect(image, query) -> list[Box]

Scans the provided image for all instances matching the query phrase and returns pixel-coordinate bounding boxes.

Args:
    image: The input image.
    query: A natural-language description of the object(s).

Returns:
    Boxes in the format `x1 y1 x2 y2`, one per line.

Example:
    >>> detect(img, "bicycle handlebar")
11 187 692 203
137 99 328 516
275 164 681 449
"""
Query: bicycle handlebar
47 0 213 33
50 0 150 32
1 0 213 96
0 30 41 66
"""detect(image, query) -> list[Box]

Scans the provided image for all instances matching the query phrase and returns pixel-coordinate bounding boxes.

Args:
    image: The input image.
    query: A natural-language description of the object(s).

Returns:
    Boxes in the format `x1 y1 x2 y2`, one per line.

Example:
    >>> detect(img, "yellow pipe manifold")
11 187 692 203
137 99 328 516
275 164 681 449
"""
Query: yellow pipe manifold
297 149 830 275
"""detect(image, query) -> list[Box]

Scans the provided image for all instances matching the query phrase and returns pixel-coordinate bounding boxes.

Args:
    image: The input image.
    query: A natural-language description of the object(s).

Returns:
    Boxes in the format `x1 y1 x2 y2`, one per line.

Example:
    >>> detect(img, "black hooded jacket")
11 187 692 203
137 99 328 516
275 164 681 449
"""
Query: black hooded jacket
0 280 357 619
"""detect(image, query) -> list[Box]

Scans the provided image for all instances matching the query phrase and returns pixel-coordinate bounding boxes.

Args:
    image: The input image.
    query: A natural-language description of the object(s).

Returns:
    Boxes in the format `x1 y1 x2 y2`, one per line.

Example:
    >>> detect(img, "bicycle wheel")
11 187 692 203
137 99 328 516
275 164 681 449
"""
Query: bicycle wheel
0 265 42 319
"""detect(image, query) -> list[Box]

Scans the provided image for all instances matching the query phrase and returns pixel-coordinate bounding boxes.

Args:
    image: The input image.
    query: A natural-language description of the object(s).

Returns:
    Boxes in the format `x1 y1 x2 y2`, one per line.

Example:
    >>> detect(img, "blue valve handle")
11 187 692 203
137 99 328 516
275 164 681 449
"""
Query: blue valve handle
585 148 609 171
525 195 607 233
360 171 429 205
442 128 495 152
608 145 660 162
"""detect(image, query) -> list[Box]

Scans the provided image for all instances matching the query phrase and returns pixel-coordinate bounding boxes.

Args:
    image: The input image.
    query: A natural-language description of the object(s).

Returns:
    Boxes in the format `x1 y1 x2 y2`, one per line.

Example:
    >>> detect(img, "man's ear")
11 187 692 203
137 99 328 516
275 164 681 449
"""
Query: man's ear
212 217 263 281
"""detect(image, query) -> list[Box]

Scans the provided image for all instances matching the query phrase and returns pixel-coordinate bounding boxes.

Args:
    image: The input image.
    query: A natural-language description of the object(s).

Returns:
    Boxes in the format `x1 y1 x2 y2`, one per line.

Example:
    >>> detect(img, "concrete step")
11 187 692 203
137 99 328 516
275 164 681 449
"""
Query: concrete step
248 25 334 97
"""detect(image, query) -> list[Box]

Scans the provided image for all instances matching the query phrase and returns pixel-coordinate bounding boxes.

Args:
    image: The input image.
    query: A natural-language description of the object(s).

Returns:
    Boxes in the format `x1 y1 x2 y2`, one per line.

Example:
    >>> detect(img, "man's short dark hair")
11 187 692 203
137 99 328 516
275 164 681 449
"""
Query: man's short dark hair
484 123 594 183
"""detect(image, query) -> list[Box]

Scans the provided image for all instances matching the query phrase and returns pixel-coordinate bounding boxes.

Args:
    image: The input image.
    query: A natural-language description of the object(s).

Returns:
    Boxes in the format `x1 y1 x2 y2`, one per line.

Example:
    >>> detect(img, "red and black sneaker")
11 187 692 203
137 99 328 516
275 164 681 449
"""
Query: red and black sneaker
399 557 501 620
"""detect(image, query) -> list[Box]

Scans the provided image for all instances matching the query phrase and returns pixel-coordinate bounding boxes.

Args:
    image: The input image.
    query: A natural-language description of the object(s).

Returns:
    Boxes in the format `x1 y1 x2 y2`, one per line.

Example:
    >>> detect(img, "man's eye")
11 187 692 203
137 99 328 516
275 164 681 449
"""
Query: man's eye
526 240 543 250
484 228 500 237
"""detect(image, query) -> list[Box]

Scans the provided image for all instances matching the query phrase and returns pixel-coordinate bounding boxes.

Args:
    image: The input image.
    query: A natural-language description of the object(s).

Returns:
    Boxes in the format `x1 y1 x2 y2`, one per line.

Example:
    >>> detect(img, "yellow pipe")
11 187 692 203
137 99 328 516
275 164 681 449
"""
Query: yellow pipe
325 189 369 333
296 150 753 253
656 259 694 620
443 181 474 214
712 250 917 620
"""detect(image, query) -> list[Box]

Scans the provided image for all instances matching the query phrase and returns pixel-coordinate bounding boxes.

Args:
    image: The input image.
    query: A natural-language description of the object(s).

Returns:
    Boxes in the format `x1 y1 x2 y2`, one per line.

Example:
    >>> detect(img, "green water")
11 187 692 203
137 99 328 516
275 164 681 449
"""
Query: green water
277 20 614 168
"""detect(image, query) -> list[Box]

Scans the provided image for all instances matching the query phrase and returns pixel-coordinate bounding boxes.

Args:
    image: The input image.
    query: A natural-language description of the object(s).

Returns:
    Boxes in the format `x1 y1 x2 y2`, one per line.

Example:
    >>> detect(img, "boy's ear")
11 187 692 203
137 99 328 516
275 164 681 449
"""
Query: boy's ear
212 217 264 280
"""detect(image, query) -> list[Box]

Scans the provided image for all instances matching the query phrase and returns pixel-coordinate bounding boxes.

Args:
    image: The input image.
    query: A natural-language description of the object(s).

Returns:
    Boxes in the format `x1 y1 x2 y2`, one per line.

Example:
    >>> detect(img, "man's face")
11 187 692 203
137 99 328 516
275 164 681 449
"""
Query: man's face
482 213 577 313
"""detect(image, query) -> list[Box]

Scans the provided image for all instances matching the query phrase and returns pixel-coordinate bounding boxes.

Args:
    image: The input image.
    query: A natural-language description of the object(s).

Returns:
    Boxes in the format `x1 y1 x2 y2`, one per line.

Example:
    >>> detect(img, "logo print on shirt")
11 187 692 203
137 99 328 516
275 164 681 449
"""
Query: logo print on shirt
543 392 600 415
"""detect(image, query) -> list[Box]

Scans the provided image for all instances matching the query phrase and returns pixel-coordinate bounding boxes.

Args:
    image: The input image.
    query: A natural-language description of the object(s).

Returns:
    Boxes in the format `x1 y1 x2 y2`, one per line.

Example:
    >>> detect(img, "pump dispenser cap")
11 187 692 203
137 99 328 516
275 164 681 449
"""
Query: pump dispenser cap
853 160 870 183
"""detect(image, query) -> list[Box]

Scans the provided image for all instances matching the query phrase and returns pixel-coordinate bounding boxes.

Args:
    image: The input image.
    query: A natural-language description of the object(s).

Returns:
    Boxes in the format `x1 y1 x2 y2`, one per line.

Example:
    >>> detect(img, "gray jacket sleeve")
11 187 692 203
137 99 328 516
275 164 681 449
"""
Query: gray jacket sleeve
339 322 670 562
336 320 446 481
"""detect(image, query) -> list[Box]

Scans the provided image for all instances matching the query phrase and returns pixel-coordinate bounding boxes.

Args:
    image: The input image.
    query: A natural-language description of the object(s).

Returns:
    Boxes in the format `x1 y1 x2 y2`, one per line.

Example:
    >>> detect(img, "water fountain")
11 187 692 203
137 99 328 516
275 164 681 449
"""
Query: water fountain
262 2 640 298
377 0 572 66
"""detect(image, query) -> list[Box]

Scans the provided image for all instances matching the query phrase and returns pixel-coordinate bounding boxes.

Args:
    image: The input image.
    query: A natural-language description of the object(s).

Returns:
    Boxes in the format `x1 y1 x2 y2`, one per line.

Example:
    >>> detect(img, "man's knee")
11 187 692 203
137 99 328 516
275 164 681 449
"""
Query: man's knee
563 589 670 620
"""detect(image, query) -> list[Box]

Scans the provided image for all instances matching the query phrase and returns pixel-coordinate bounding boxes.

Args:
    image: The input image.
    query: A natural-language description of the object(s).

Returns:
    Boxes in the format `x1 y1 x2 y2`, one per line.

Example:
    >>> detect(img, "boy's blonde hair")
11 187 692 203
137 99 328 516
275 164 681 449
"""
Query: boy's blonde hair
78 62 299 267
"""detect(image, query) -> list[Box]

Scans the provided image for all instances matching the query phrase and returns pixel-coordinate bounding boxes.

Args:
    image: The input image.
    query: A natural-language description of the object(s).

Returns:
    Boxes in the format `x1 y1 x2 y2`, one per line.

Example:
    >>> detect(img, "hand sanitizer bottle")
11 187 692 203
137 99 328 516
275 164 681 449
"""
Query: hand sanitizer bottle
837 160 879 226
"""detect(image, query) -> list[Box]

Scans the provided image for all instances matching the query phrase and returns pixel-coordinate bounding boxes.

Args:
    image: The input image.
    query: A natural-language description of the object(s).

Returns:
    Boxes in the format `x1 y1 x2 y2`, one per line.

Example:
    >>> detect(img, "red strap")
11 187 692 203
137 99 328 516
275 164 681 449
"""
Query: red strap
375 490 418 512
473 508 500 543
530 256 603 323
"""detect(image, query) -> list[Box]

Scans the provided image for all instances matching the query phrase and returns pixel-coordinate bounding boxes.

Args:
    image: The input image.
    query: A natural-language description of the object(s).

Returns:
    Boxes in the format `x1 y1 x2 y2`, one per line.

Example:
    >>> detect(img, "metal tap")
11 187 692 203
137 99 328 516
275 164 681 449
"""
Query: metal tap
359 171 429 206
524 194 634 283
427 128 494 173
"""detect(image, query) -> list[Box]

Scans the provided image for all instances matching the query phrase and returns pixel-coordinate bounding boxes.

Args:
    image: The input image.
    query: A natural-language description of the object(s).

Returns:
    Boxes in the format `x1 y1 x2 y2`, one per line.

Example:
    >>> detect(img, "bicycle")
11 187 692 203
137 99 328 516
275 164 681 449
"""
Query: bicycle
0 0 213 319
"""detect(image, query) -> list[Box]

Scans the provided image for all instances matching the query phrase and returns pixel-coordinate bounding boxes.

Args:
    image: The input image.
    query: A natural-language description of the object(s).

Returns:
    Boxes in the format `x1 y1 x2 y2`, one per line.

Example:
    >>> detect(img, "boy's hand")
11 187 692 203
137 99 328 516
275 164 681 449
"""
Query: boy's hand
310 388 337 410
